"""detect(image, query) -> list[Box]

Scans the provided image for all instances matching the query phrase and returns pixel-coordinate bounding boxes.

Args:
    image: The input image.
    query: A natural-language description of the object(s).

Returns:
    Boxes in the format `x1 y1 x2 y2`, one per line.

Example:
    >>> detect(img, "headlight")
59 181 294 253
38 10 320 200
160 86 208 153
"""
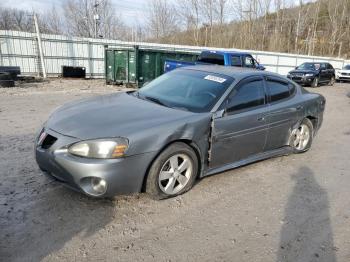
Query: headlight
68 138 128 159
305 73 314 77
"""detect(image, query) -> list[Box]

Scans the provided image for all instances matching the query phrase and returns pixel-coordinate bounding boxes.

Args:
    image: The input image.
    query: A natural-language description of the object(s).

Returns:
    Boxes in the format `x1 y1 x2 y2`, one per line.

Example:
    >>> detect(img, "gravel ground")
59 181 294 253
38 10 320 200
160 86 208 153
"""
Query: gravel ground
0 79 350 262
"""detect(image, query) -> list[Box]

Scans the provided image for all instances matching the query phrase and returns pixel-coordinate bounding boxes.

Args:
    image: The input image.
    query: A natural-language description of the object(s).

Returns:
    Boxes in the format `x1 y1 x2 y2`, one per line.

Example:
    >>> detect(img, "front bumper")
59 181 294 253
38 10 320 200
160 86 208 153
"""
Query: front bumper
35 128 156 197
287 75 315 85
336 74 350 81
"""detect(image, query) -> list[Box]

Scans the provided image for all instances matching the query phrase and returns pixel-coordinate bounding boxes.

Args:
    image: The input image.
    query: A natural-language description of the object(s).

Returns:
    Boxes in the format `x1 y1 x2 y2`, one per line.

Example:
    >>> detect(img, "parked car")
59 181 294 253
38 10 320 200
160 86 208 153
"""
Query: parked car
335 64 350 82
287 62 335 87
35 66 325 199
164 50 265 73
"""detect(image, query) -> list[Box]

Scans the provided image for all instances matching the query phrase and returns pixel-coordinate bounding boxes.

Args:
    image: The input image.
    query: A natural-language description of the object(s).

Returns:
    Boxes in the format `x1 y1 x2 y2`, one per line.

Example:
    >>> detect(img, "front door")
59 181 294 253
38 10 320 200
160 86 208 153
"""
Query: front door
210 76 269 169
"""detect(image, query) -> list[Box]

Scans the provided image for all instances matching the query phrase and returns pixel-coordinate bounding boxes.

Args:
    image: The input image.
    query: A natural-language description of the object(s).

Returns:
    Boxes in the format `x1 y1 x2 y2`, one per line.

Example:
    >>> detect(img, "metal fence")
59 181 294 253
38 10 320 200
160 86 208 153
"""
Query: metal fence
0 30 349 78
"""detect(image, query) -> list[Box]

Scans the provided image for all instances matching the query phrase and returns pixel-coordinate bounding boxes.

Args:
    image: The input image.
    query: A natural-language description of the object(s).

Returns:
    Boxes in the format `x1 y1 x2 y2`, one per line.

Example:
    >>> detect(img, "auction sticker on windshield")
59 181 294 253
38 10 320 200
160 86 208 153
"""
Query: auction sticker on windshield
204 75 227 83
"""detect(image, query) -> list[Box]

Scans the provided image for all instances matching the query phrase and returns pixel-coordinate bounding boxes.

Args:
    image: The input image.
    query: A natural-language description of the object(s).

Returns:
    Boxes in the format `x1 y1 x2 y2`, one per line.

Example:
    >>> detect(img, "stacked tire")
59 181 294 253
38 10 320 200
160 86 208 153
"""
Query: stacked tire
0 72 15 87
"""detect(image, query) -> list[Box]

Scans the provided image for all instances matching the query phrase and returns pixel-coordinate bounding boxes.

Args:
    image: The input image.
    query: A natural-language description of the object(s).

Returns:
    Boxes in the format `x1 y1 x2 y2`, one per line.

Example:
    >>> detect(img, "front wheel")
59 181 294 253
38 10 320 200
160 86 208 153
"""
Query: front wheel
329 76 335 86
290 119 314 153
146 142 198 200
311 77 319 88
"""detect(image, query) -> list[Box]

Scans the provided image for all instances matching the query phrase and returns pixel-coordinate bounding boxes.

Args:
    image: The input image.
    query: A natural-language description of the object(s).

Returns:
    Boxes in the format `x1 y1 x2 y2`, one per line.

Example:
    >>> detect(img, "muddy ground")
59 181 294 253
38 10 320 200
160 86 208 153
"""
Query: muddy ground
0 79 350 262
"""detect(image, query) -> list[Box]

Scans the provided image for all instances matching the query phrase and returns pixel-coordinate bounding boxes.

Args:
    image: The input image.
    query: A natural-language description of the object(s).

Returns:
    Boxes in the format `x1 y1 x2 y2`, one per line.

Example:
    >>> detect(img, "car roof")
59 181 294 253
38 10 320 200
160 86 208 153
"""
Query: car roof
302 62 328 64
202 50 251 56
179 65 283 80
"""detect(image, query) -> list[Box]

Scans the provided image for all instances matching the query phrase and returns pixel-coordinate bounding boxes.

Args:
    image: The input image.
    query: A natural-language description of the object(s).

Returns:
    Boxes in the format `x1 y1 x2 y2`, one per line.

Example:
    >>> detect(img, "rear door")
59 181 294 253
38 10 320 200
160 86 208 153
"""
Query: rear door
231 55 243 67
319 63 328 82
264 76 301 151
326 63 334 81
210 76 269 168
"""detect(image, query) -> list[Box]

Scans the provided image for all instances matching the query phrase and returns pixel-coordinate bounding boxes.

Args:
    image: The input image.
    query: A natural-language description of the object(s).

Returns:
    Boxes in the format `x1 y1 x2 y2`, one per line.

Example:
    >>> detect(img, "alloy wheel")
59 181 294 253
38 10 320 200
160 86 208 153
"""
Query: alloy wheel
293 124 311 150
158 154 193 195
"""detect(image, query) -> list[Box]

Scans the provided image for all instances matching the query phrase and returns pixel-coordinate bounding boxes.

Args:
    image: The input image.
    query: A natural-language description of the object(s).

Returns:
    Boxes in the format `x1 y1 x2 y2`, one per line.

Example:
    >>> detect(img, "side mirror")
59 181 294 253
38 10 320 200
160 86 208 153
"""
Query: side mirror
256 64 265 71
213 109 225 119
295 66 298 69
141 81 150 87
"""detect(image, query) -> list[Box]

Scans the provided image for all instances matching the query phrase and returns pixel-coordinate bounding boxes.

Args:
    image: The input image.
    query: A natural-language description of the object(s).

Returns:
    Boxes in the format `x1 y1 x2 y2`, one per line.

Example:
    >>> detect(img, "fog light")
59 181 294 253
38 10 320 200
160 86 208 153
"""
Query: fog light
91 177 107 195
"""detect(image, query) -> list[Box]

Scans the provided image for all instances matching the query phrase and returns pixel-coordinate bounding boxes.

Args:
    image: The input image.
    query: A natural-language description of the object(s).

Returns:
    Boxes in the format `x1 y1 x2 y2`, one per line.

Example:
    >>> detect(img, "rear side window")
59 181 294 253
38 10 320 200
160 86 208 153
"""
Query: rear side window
225 79 265 112
327 63 334 69
267 80 291 102
231 56 242 66
197 53 225 65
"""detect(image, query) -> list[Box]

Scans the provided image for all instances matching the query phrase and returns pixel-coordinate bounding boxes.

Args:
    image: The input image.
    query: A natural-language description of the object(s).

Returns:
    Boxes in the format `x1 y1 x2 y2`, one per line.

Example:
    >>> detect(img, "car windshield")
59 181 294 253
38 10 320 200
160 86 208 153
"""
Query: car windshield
343 65 350 70
297 63 318 70
136 69 234 113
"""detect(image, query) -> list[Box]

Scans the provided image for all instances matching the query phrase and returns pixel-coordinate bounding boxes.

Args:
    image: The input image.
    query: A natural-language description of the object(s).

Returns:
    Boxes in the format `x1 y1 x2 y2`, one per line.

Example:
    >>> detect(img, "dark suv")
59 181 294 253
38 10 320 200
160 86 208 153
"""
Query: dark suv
287 62 335 87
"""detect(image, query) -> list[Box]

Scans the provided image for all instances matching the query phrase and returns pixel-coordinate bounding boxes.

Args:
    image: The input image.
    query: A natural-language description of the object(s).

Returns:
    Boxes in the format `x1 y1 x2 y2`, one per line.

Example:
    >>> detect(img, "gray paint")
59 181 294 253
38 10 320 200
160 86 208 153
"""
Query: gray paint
35 66 325 197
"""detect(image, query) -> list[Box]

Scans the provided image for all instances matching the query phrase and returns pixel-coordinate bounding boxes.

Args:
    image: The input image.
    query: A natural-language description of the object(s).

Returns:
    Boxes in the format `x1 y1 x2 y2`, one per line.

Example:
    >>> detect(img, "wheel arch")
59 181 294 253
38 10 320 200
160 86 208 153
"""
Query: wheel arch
140 139 203 192
305 115 318 132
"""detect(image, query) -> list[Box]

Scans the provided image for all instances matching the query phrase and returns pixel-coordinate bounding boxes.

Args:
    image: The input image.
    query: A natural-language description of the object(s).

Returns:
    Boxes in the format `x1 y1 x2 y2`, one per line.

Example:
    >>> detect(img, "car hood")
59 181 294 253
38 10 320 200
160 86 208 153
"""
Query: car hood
46 92 197 139
289 69 316 74
338 69 350 73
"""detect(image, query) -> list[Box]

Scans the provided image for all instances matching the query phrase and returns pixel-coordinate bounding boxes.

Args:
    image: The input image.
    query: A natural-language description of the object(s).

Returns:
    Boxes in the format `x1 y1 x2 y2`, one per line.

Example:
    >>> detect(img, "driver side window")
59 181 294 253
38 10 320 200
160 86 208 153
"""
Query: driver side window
224 79 265 113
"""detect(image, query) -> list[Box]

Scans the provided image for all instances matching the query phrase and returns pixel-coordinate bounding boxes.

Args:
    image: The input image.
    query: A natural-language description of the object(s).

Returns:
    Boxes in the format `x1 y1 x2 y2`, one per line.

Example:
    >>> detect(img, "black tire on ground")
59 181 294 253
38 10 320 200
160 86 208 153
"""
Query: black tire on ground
0 72 11 81
290 118 314 154
311 77 319 88
329 76 335 86
0 80 15 87
146 142 198 200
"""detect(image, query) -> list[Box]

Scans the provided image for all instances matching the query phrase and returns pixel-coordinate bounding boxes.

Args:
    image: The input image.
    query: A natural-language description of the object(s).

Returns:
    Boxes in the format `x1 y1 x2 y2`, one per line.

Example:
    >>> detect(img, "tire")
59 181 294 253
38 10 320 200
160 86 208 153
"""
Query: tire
290 118 314 153
146 142 198 200
0 79 15 87
329 76 335 86
0 72 11 80
311 77 319 88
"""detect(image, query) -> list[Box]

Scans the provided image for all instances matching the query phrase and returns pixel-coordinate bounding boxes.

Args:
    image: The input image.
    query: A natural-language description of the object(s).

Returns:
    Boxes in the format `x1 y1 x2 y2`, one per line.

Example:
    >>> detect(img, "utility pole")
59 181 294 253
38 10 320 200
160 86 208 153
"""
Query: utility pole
93 1 100 38
33 13 47 78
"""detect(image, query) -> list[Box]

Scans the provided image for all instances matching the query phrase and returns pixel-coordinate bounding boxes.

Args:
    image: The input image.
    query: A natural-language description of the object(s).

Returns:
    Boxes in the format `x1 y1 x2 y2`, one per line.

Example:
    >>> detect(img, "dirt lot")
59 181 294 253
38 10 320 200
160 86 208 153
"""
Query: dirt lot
0 79 350 262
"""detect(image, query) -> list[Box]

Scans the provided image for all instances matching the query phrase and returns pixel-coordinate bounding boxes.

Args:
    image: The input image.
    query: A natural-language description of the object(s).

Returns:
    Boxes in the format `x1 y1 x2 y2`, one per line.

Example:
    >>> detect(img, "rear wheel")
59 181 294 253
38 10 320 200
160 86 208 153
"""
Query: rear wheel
290 118 313 153
146 142 198 200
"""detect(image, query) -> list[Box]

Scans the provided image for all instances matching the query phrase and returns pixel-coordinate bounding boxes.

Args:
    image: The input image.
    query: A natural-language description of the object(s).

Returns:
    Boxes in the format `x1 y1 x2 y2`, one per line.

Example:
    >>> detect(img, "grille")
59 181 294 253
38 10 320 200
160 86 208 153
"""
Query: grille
41 134 57 149
341 72 350 76
293 73 304 77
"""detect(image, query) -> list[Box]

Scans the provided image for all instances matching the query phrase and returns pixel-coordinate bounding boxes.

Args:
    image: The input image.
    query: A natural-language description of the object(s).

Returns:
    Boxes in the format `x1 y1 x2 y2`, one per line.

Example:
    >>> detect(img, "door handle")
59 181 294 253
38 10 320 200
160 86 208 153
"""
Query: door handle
296 105 303 110
257 116 265 121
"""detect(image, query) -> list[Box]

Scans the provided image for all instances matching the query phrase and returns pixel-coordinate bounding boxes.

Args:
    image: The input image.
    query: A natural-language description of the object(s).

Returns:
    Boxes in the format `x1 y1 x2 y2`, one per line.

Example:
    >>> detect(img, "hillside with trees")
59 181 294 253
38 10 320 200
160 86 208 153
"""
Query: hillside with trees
0 0 349 58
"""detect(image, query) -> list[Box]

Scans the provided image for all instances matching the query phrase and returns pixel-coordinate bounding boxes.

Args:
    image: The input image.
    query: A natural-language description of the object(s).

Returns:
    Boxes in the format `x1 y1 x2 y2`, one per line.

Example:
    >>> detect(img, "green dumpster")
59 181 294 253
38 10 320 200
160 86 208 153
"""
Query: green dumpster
105 46 199 87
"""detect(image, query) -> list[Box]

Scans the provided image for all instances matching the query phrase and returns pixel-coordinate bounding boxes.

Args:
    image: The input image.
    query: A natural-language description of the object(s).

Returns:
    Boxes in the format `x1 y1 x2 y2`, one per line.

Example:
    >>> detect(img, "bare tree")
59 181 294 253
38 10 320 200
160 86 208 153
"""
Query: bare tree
40 6 64 34
178 0 202 45
0 8 33 32
146 0 178 40
63 0 127 39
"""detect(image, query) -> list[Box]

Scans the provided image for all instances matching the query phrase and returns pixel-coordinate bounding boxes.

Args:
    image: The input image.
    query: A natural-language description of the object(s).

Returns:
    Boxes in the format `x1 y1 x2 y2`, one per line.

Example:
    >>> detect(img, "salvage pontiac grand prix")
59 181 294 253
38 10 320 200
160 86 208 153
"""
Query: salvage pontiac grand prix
35 66 325 199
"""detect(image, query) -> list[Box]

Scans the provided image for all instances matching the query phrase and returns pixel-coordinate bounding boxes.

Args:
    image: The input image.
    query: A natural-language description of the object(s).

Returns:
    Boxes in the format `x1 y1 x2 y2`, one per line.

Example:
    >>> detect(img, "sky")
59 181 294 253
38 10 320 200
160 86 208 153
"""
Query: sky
1 0 314 26
0 0 152 25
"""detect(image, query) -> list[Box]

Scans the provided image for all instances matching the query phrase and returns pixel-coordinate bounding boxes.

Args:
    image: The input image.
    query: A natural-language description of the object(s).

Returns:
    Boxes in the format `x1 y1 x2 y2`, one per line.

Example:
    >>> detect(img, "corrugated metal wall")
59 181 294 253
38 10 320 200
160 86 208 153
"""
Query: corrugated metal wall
0 30 349 78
